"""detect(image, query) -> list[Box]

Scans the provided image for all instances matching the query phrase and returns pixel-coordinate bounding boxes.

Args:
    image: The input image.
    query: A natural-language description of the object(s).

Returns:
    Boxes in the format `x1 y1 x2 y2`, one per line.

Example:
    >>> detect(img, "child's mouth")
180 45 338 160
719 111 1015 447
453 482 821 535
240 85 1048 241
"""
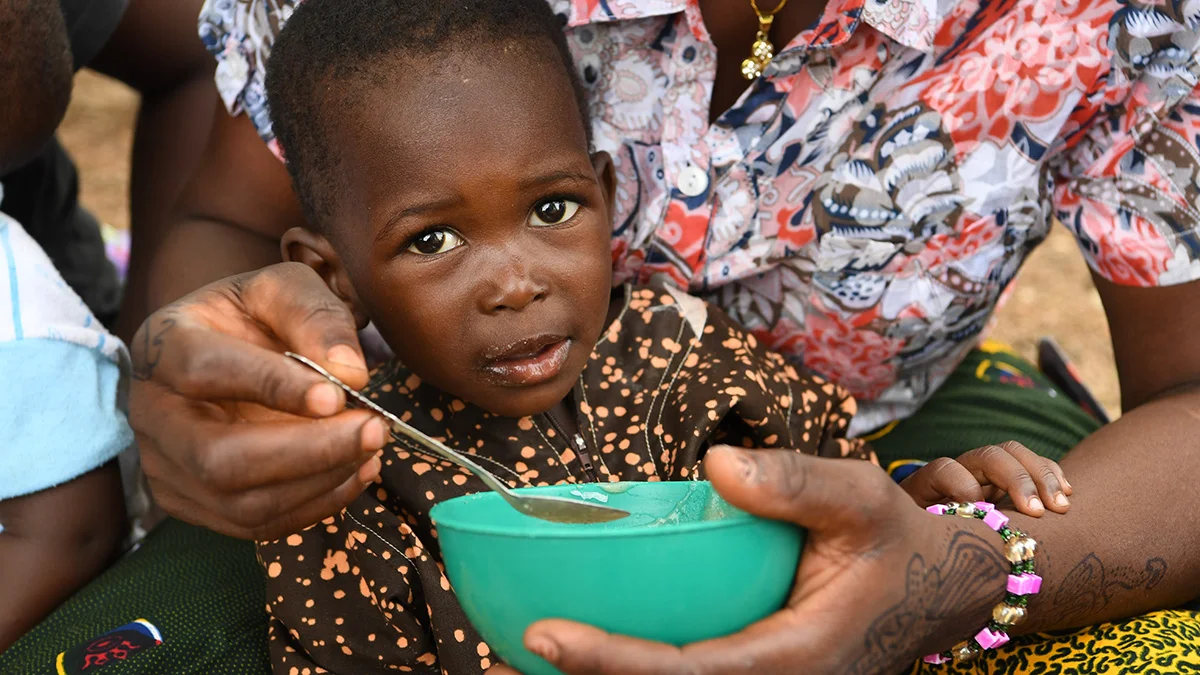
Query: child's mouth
480 335 572 387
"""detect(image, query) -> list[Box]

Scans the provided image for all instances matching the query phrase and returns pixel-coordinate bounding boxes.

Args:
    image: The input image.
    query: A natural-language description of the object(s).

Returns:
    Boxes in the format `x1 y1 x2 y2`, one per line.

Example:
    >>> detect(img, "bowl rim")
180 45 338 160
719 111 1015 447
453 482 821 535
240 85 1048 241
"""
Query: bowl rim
429 481 779 539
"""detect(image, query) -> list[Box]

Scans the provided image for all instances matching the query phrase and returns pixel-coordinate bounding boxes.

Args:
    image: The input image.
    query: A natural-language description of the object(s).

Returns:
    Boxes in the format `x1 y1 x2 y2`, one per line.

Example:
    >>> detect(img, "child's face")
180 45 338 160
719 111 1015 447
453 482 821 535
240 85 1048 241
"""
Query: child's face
285 45 615 418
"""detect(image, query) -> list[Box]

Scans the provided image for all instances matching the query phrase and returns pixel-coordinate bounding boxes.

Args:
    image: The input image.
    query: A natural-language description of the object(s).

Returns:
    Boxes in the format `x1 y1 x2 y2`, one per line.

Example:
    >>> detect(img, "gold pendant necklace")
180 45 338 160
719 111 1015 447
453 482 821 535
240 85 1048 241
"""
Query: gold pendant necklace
740 0 791 80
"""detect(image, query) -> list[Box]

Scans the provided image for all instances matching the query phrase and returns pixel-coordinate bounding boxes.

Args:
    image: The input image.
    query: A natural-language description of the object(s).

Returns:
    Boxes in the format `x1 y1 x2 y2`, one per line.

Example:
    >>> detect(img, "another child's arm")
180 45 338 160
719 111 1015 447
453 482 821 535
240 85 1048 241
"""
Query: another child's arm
899 440 1072 516
0 462 127 651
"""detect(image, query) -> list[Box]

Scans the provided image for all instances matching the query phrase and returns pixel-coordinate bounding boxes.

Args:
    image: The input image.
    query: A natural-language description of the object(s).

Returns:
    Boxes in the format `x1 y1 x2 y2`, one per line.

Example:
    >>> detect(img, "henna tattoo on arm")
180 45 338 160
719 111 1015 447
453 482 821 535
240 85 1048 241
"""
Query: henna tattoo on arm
848 529 1009 675
1043 553 1168 627
131 316 176 381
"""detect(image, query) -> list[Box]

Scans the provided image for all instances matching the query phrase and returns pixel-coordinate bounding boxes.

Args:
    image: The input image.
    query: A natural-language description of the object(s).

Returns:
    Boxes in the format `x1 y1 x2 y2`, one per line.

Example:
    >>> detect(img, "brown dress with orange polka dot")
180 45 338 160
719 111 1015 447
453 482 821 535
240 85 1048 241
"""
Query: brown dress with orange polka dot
259 285 876 674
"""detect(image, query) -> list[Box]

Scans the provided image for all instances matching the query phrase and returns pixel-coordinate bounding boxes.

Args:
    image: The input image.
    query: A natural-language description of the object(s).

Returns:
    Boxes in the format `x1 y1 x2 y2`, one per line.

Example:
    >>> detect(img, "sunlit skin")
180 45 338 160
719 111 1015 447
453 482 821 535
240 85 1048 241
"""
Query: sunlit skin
282 40 617 421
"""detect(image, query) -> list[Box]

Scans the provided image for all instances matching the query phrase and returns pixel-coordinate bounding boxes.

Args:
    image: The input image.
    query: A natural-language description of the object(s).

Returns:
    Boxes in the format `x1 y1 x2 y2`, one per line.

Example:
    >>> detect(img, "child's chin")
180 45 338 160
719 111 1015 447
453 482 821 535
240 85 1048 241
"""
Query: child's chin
474 382 576 420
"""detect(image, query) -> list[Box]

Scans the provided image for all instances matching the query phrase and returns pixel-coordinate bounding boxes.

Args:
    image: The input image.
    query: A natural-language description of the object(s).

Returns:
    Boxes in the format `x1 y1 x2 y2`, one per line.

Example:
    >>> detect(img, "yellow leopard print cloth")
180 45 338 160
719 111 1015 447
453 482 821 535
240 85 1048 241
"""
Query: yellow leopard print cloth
909 610 1200 674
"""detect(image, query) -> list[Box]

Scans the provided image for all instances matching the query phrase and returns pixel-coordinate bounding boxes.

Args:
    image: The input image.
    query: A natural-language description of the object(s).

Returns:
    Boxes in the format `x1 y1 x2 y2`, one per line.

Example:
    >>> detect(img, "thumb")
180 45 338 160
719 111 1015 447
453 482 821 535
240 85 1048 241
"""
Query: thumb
704 446 902 534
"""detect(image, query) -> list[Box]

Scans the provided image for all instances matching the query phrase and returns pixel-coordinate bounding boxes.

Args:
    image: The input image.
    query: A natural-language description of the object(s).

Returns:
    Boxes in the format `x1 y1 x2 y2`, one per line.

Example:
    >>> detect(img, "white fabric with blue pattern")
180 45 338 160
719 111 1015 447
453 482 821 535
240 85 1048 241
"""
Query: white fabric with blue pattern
0 184 133 500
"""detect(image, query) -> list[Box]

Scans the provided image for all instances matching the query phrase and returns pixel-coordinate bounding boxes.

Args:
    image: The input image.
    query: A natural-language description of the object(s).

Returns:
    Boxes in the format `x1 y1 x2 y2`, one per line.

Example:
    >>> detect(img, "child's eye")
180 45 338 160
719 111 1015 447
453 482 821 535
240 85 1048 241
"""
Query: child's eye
406 229 464 255
529 199 580 227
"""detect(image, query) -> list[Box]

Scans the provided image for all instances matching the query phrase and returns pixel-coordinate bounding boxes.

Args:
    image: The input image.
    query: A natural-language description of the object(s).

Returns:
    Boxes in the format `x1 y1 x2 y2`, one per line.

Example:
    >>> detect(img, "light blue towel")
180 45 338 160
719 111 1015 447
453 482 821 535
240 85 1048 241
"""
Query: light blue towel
0 339 133 500
0 188 133 501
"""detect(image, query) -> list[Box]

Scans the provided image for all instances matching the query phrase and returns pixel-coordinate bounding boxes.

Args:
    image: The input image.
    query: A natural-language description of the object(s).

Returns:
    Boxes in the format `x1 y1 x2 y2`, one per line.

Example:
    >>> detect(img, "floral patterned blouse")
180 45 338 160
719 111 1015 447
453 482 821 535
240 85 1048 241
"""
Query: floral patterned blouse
257 286 871 674
199 0 1200 434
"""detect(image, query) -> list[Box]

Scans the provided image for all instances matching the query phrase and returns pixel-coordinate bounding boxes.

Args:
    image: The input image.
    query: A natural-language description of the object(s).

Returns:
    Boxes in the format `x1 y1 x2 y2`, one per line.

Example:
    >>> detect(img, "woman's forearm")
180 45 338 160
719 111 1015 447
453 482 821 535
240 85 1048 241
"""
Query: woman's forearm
89 0 221 340
1007 386 1200 633
141 100 305 312
112 78 217 341
146 217 283 311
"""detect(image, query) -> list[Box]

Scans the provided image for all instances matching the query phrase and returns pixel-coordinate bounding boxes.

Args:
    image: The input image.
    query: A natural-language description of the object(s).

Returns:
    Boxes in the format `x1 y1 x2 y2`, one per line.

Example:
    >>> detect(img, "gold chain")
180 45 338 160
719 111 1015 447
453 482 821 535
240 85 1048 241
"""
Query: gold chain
741 0 792 80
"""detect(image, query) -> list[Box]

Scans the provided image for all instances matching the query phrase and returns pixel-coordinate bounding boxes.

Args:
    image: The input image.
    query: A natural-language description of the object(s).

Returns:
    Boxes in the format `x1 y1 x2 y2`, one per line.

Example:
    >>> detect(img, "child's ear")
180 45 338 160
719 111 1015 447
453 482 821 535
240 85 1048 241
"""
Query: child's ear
280 227 370 329
591 151 616 215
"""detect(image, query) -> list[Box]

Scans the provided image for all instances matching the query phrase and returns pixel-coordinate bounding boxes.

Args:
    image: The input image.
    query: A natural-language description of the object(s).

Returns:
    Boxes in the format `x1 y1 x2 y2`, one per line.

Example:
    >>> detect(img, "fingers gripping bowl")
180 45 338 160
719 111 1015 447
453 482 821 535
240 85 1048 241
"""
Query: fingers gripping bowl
431 481 804 675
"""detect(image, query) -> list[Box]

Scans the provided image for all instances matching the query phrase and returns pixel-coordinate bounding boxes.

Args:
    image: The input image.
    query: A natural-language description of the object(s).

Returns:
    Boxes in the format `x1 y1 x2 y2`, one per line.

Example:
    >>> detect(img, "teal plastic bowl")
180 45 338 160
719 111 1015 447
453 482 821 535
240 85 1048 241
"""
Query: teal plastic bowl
430 481 803 675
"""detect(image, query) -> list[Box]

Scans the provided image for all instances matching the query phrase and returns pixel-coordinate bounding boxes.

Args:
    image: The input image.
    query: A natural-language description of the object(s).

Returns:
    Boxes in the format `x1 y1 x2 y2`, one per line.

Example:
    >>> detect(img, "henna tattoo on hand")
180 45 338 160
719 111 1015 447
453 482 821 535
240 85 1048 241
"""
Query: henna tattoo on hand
848 529 1009 675
1045 553 1168 626
131 317 176 381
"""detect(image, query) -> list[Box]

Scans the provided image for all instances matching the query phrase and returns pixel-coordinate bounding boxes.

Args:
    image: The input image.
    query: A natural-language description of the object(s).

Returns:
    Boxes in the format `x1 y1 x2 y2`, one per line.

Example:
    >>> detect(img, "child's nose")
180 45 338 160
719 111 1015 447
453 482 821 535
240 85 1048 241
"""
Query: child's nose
479 261 548 314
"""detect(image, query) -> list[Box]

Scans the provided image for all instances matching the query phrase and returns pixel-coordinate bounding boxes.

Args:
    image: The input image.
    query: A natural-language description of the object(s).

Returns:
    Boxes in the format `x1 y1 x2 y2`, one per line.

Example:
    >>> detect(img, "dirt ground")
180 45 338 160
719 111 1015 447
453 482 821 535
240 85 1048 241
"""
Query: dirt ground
58 70 1123 417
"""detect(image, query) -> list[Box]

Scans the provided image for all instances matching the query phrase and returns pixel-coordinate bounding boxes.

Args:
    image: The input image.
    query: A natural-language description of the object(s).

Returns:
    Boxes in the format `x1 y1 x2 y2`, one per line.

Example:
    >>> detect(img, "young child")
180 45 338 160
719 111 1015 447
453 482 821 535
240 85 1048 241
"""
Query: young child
259 1 1067 673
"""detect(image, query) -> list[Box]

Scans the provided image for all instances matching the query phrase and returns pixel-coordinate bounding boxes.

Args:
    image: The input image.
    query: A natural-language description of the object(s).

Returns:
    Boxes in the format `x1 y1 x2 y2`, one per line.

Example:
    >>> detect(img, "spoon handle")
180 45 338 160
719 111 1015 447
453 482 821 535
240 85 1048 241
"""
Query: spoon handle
285 352 515 496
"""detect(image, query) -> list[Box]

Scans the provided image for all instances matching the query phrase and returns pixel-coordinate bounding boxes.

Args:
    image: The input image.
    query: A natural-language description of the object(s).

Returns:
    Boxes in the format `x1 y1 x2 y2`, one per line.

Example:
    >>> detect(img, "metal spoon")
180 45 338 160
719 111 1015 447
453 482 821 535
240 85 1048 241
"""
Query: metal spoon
286 352 630 524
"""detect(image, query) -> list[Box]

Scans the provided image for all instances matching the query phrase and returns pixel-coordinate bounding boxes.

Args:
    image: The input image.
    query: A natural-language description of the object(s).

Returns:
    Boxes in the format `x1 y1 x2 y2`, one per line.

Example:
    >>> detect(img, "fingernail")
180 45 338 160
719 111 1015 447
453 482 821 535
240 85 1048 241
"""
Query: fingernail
327 344 366 371
1028 496 1044 512
357 455 381 483
306 383 341 417
526 635 559 663
1062 477 1073 490
361 417 389 451
1054 493 1070 508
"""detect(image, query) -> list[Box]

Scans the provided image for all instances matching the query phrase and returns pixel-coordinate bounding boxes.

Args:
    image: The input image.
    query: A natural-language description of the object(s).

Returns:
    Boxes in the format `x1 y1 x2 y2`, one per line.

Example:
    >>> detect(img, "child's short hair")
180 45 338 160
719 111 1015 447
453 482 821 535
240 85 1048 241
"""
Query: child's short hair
266 0 591 231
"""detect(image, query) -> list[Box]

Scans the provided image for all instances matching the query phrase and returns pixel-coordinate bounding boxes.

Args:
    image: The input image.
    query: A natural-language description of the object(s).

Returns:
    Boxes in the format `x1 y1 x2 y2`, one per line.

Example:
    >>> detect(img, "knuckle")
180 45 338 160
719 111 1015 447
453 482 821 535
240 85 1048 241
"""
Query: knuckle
1010 468 1038 490
1036 464 1059 485
172 345 218 396
772 453 815 509
276 261 317 283
925 456 957 475
922 457 959 485
255 361 303 409
232 491 280 530
855 461 898 510
974 444 1006 463
1000 440 1030 455
194 440 235 489
247 263 301 298
298 301 355 334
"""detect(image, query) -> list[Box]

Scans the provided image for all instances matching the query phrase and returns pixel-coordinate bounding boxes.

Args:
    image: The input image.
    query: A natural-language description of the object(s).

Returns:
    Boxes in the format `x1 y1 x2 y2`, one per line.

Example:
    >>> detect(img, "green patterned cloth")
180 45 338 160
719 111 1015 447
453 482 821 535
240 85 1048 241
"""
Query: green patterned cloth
0 519 268 674
868 341 1102 470
0 345 1112 674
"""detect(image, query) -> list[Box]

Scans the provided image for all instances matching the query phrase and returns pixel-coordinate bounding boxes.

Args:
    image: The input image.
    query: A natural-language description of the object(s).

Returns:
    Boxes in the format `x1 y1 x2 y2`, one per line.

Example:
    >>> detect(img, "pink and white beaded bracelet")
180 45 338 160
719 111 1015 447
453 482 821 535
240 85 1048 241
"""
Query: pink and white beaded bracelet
922 501 1040 665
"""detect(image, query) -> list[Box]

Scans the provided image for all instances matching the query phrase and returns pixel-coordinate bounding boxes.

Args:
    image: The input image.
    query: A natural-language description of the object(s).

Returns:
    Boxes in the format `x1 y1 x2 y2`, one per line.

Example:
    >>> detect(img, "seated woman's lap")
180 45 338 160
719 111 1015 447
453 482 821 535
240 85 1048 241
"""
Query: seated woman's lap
0 519 269 674
905 610 1200 674
876 343 1200 673
3 344 1194 674
868 341 1102 470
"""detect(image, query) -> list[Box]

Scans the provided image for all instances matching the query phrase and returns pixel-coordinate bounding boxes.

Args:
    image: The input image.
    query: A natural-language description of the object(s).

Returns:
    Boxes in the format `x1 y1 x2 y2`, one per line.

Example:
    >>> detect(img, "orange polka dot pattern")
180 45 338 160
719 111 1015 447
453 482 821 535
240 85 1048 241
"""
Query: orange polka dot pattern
258 285 875 674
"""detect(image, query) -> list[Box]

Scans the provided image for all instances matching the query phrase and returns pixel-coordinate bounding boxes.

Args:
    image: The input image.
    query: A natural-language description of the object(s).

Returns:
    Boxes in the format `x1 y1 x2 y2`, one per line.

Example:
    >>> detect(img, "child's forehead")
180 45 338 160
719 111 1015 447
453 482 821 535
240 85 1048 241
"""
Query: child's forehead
330 48 588 169
318 48 594 229
351 41 573 114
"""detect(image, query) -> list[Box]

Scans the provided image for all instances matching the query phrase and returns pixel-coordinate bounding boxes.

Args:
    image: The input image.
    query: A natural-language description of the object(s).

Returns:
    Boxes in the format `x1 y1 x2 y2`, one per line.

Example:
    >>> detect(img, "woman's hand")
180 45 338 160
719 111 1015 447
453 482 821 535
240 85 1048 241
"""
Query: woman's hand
486 446 1014 675
129 263 391 541
900 440 1072 516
